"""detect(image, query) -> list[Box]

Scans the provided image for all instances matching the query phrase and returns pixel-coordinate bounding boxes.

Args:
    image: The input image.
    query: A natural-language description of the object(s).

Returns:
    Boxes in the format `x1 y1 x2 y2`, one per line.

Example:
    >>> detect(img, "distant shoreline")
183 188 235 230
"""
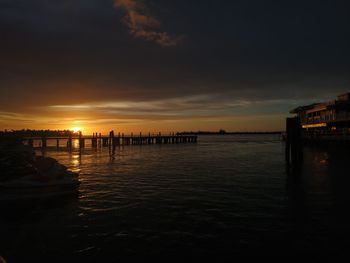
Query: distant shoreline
1 130 283 137
177 131 282 135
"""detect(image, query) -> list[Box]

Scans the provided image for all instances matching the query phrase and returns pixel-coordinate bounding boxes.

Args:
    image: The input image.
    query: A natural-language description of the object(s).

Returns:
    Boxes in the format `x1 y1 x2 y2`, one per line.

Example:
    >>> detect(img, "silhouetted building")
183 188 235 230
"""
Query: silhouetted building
290 92 350 136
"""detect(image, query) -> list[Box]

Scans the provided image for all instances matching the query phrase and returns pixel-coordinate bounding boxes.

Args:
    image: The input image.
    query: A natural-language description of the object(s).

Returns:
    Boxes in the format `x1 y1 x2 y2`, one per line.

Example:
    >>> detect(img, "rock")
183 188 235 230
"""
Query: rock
0 138 78 183
35 156 58 172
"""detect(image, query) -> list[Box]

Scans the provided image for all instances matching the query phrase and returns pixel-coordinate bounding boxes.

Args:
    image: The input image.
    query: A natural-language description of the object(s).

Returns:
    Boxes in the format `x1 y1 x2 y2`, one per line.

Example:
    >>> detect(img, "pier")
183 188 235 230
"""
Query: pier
23 131 198 150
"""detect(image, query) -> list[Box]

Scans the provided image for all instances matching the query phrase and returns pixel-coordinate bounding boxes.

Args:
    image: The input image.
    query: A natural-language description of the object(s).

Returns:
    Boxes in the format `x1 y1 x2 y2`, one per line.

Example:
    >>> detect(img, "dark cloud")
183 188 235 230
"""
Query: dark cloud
0 0 350 131
114 0 183 46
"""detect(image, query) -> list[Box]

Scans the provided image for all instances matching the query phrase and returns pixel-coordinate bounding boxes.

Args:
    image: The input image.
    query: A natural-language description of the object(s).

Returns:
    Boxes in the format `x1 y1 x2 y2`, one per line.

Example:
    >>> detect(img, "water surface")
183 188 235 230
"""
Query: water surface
1 135 349 260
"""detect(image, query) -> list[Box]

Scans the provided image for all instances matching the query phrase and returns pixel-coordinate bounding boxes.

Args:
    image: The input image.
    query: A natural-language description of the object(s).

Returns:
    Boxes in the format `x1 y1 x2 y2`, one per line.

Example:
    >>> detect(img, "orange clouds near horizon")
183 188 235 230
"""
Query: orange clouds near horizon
0 94 300 134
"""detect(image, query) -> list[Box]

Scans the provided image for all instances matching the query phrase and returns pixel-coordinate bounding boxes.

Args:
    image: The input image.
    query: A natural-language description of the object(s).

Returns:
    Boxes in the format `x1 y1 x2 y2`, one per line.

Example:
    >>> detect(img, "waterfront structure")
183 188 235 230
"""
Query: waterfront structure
290 93 350 135
22 131 198 150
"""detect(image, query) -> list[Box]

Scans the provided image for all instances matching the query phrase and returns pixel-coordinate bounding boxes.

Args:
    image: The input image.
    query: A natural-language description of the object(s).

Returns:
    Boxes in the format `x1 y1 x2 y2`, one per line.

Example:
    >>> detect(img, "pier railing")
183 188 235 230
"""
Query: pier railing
22 131 198 150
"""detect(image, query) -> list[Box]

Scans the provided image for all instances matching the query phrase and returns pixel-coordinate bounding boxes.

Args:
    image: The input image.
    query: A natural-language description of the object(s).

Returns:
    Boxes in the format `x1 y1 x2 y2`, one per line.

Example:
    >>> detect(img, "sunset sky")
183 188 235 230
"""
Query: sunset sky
1 0 349 134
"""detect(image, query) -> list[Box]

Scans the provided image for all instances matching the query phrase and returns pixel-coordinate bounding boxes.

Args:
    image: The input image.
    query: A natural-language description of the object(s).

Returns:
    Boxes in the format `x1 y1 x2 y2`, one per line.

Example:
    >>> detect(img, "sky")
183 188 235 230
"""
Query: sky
1 0 349 133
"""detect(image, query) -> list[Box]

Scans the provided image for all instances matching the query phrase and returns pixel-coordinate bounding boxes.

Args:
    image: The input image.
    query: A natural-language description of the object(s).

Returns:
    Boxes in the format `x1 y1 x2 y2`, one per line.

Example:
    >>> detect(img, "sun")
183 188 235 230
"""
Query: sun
71 127 82 133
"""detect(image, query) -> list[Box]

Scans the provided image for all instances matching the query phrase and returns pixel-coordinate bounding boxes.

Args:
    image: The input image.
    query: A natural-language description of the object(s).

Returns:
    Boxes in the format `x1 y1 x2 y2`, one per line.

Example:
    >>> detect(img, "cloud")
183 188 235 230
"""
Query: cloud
47 95 302 118
114 0 182 46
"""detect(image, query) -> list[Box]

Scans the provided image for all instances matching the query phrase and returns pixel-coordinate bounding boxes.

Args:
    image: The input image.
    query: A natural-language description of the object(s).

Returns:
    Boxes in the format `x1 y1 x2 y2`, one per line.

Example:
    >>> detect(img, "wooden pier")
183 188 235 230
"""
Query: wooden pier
23 131 198 150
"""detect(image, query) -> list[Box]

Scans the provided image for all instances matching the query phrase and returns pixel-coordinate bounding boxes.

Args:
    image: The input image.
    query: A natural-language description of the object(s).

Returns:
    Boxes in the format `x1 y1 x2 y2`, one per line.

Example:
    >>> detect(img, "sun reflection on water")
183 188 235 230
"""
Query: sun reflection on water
70 153 81 173
73 139 79 149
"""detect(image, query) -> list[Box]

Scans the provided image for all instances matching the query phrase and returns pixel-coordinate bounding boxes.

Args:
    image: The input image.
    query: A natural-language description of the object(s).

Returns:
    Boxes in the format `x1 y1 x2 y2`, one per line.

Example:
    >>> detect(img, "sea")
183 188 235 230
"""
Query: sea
1 134 350 261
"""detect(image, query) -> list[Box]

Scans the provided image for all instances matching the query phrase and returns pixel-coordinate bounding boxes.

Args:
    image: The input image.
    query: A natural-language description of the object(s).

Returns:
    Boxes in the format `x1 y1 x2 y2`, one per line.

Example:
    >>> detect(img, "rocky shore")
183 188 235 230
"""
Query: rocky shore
0 138 79 191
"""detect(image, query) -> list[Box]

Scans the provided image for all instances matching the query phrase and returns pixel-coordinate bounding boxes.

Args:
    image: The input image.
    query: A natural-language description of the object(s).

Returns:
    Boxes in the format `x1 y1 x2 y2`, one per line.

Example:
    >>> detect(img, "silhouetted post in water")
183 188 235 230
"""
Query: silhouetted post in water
92 133 97 148
286 117 303 167
118 132 121 146
56 138 59 149
79 131 85 148
108 131 111 153
157 132 161 144
41 137 47 149
67 134 72 150
108 130 113 148
91 133 97 148
102 137 108 147
98 133 102 147
110 130 115 154
112 130 115 147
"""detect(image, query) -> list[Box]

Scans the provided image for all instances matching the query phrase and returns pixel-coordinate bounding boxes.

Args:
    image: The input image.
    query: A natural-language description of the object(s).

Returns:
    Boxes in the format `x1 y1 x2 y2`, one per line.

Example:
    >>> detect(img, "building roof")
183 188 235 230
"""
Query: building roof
290 93 350 114
290 104 318 114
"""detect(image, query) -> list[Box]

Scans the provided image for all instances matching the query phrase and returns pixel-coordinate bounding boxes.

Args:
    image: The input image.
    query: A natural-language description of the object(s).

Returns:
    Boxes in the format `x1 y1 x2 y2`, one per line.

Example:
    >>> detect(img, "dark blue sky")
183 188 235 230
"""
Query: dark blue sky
0 0 349 132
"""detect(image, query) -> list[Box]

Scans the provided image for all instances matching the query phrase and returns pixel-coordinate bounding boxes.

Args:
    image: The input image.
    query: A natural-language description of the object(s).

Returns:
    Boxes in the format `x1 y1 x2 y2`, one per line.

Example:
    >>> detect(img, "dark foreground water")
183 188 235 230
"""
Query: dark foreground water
1 135 350 261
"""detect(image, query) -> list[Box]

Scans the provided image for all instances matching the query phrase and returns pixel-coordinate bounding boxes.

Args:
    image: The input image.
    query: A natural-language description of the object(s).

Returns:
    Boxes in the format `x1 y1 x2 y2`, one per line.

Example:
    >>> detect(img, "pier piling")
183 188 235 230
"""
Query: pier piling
286 117 303 167
41 138 47 149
